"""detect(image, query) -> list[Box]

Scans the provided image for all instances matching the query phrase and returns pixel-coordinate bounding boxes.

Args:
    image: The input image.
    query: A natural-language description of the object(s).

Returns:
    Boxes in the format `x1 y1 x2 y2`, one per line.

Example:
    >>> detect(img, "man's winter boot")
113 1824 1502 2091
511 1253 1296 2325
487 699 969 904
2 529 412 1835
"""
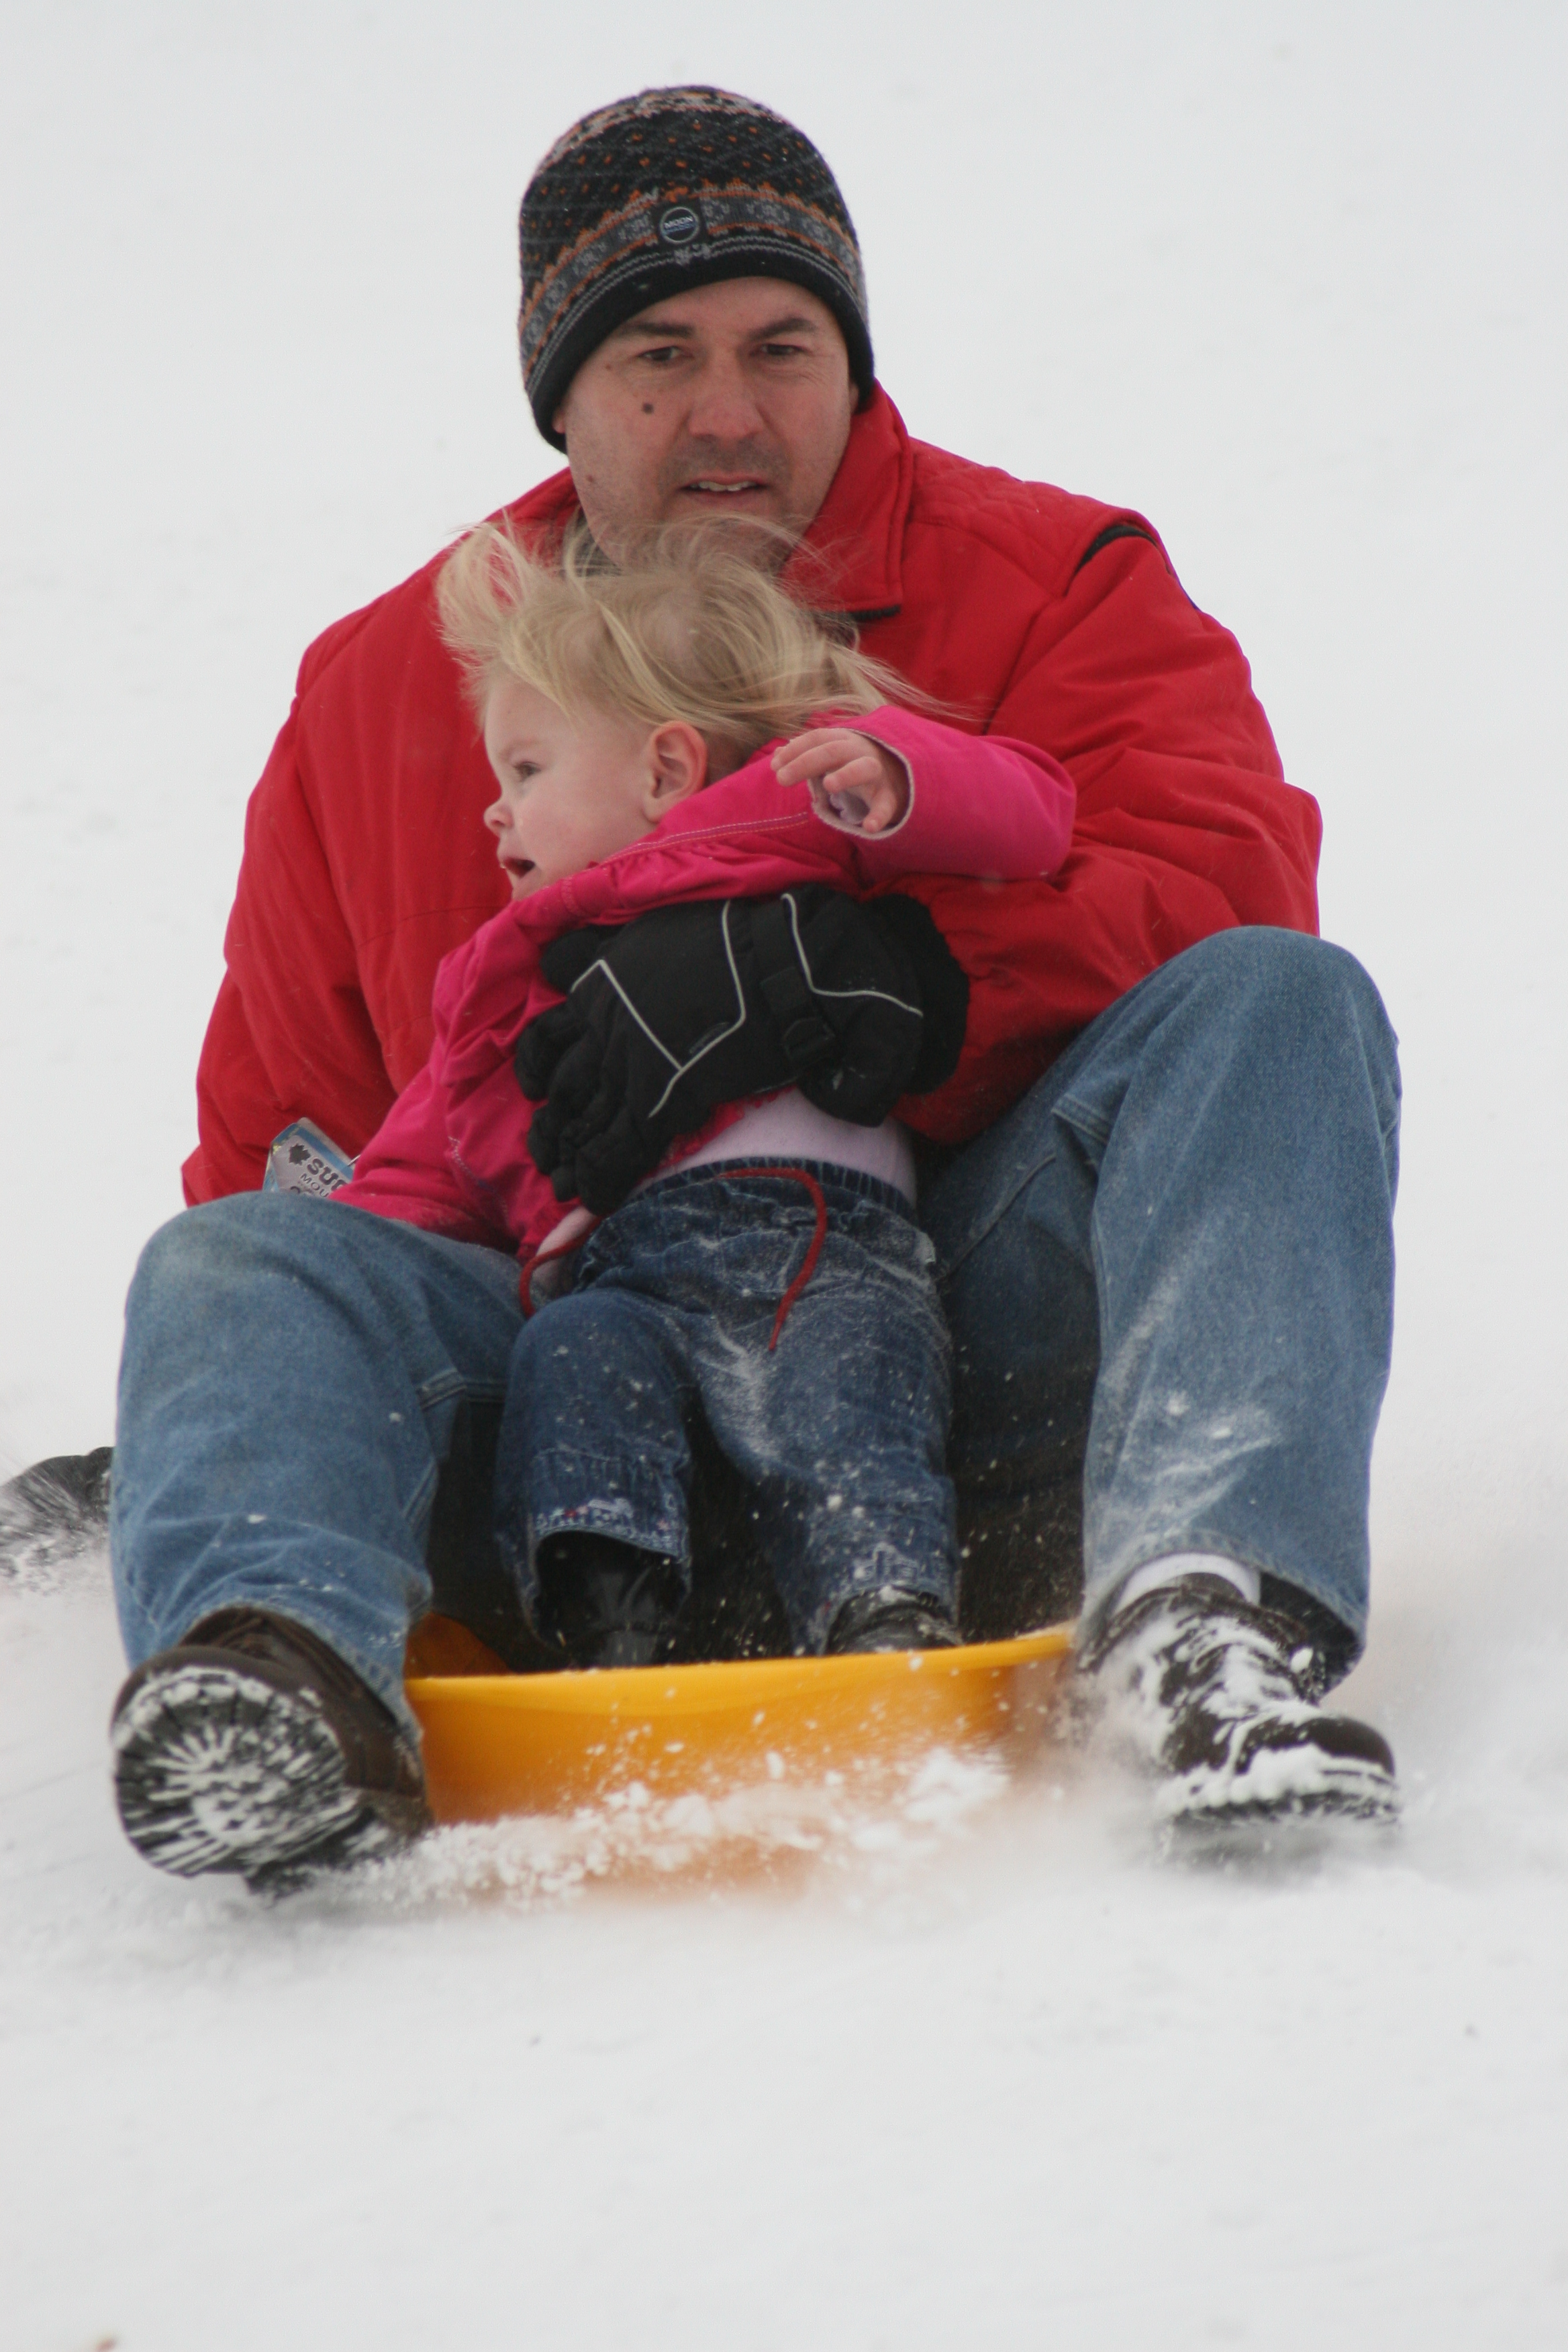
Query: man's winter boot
534 1533 685 1669
827 1585 963 1655
111 1606 430 1890
1079 1571 1398 1834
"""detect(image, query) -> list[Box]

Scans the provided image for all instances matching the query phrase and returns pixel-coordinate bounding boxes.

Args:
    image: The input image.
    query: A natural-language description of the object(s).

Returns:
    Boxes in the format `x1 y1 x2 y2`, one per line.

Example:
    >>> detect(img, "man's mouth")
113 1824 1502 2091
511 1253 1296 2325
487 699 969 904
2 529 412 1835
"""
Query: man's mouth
679 478 771 498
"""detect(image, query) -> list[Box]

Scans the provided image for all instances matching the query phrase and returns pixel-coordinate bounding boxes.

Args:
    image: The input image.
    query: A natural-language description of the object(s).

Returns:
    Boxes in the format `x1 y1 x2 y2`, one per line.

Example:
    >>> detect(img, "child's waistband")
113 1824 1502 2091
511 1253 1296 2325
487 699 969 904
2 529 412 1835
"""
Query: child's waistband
660 1091 916 1202
633 1156 916 1222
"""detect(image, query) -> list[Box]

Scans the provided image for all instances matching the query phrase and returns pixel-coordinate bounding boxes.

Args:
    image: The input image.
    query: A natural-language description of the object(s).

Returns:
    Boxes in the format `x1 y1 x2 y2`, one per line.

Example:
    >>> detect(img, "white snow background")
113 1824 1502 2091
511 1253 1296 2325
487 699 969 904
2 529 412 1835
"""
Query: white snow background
3 4 1565 2347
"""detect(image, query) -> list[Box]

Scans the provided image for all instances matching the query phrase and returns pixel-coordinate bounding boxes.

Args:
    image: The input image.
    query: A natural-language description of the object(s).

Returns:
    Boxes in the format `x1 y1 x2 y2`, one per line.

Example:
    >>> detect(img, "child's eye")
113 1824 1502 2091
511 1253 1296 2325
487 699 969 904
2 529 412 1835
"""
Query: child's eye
511 762 539 785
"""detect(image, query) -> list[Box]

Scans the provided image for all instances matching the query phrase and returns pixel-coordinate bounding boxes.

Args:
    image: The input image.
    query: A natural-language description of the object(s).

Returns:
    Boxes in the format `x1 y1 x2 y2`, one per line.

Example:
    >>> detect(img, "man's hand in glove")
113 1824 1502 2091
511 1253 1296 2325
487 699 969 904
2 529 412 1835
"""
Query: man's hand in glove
515 887 969 1216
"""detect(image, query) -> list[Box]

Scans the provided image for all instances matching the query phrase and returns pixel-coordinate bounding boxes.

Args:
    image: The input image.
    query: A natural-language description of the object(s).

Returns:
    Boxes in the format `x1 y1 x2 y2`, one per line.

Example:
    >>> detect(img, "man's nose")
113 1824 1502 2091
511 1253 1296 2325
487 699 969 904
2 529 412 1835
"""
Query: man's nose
684 352 767 441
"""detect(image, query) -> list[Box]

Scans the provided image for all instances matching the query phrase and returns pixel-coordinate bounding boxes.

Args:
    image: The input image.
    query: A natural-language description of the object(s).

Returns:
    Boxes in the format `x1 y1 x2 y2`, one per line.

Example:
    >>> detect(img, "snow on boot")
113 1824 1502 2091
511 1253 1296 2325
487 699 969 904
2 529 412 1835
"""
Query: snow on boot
111 1606 430 1890
827 1586 962 1654
0 1446 113 1588
1079 1572 1398 1835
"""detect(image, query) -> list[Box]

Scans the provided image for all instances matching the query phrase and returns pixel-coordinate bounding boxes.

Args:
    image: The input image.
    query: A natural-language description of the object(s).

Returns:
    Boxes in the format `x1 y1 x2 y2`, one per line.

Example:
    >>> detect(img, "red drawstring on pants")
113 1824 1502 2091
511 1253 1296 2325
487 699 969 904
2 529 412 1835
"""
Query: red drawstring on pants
722 1165 828 1349
517 1165 828 1348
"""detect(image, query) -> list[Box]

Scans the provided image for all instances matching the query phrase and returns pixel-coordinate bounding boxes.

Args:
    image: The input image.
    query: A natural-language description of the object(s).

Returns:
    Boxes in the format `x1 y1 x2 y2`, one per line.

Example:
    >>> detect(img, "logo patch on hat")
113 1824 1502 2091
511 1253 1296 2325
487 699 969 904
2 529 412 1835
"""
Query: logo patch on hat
658 203 703 247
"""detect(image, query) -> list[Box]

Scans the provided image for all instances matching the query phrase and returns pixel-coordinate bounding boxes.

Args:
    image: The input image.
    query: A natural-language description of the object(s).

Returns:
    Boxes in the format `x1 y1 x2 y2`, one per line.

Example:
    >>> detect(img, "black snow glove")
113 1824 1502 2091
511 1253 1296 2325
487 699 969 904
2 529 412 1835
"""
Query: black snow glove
516 888 969 1216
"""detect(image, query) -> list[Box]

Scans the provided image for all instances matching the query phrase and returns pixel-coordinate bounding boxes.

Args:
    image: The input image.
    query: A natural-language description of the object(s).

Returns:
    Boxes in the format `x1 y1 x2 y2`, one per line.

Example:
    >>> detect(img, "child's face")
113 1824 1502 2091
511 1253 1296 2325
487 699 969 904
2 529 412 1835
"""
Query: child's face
482 679 665 899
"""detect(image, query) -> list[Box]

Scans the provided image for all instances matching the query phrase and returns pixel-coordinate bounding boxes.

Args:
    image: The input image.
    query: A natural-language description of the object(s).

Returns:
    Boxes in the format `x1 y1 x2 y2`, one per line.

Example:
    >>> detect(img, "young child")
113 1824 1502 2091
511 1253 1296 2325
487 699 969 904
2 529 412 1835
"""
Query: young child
336 526 1075 1667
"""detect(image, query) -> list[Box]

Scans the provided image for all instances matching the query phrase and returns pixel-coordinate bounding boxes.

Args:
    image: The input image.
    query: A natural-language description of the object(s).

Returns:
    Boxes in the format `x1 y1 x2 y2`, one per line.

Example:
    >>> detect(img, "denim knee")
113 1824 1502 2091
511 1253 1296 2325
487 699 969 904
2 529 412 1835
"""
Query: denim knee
132 1189 322 1274
131 1198 230 1281
125 1196 271 1325
1175 928 1401 1165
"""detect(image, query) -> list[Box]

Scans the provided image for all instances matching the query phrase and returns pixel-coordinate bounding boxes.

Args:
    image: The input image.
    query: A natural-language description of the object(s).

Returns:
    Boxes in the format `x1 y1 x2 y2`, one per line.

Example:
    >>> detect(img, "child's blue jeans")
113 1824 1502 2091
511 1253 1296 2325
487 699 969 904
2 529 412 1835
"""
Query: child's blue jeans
496 1162 955 1655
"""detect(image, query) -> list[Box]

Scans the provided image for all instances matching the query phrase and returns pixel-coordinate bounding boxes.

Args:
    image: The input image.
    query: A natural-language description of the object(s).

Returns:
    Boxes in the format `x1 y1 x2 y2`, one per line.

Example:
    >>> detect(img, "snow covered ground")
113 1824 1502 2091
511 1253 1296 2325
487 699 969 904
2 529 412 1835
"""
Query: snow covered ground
2 5 1565 2345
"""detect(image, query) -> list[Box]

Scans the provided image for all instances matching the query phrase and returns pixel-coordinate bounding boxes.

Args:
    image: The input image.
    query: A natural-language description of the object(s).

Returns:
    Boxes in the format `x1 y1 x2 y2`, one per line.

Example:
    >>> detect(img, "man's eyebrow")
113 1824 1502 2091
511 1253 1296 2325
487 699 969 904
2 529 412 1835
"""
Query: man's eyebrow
605 317 697 343
606 312 826 344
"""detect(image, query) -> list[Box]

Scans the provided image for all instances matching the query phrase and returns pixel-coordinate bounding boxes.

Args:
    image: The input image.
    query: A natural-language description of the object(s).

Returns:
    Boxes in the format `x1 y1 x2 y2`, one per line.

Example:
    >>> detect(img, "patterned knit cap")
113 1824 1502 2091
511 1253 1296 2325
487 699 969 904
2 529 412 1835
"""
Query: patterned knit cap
520 87 873 450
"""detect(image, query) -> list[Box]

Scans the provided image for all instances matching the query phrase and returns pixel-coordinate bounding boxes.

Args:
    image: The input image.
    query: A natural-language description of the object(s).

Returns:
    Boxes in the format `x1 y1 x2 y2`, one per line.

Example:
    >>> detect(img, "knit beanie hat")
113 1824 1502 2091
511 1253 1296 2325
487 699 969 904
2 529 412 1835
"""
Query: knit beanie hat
519 87 873 450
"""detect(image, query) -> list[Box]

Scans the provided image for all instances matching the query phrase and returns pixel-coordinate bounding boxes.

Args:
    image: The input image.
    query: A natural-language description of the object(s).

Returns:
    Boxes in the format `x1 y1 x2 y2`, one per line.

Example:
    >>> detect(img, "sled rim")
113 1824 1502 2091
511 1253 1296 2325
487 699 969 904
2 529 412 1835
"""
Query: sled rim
407 1620 1073 1708
406 1621 1077 1822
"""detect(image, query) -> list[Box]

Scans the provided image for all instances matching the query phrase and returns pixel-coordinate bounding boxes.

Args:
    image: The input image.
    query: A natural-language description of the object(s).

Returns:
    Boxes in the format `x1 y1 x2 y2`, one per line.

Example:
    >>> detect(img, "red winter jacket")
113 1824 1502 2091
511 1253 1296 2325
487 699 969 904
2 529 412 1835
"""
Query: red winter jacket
185 388 1319 1204
336 704 1075 1255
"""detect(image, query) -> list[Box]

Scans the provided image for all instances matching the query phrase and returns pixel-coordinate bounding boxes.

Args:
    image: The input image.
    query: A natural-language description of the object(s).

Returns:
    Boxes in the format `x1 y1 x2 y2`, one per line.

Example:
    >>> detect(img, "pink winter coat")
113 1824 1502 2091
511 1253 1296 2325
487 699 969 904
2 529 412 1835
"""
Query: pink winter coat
336 706 1074 1259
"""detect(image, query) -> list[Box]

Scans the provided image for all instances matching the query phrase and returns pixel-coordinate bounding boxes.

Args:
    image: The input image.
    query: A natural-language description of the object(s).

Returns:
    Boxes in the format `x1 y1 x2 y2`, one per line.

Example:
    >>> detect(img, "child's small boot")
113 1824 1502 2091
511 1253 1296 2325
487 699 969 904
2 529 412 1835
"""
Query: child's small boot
534 1532 684 1669
827 1585 962 1654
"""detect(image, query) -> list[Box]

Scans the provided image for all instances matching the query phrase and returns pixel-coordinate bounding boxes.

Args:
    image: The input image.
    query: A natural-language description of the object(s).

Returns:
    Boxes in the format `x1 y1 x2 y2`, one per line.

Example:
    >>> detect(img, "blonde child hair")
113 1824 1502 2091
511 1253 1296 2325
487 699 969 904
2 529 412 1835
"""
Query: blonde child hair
435 521 911 778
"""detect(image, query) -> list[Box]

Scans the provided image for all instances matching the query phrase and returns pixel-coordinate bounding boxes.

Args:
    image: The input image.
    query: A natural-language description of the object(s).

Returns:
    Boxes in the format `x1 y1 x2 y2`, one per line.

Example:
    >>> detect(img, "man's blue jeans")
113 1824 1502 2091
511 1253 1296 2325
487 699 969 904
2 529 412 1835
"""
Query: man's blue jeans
110 928 1398 1726
497 1164 955 1655
922 926 1399 1657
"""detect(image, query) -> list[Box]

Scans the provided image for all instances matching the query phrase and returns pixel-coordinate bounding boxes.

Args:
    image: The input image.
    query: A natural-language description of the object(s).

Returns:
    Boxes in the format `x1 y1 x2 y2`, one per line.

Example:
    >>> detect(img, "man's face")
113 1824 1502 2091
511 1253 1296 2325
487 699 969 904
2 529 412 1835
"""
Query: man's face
554 277 856 562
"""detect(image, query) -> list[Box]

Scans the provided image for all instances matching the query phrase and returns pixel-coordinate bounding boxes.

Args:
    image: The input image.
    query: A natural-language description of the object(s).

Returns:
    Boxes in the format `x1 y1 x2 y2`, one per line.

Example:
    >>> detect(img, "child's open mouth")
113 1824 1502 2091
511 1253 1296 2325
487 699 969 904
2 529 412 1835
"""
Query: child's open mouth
502 854 536 883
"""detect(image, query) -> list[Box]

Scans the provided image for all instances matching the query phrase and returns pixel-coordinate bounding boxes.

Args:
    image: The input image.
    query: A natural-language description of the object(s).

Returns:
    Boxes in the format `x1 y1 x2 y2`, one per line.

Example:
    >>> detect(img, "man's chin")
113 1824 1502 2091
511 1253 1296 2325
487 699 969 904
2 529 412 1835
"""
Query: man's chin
657 499 798 559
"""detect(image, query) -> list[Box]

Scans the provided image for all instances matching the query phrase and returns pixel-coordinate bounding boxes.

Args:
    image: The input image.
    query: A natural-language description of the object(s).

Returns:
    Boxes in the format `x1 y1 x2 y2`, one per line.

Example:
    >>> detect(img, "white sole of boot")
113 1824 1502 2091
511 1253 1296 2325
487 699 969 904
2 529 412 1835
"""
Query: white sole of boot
1153 1751 1401 1865
111 1662 407 1887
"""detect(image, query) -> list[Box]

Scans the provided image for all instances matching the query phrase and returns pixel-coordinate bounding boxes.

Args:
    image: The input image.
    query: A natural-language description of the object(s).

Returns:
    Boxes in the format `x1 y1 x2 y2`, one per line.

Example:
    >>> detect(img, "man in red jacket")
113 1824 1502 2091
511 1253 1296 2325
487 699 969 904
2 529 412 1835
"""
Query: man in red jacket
92 87 1401 1884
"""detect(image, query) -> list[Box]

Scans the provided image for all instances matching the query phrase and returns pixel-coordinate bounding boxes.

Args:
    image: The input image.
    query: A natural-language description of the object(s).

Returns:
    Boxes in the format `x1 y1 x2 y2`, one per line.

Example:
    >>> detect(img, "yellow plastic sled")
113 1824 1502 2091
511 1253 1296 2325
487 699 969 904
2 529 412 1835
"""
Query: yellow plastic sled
405 1614 1077 1822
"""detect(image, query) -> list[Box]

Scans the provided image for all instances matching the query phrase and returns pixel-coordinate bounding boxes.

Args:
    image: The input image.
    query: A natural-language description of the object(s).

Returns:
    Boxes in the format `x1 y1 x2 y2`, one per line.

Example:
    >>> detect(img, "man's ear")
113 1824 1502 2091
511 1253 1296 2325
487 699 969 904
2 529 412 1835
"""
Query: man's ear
640 722 709 819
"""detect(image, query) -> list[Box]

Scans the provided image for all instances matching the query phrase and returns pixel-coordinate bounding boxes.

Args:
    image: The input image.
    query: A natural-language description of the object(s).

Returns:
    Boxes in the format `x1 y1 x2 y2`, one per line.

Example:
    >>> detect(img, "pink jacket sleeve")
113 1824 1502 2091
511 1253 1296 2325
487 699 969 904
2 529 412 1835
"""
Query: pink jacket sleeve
332 1060 512 1248
840 706 1075 882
